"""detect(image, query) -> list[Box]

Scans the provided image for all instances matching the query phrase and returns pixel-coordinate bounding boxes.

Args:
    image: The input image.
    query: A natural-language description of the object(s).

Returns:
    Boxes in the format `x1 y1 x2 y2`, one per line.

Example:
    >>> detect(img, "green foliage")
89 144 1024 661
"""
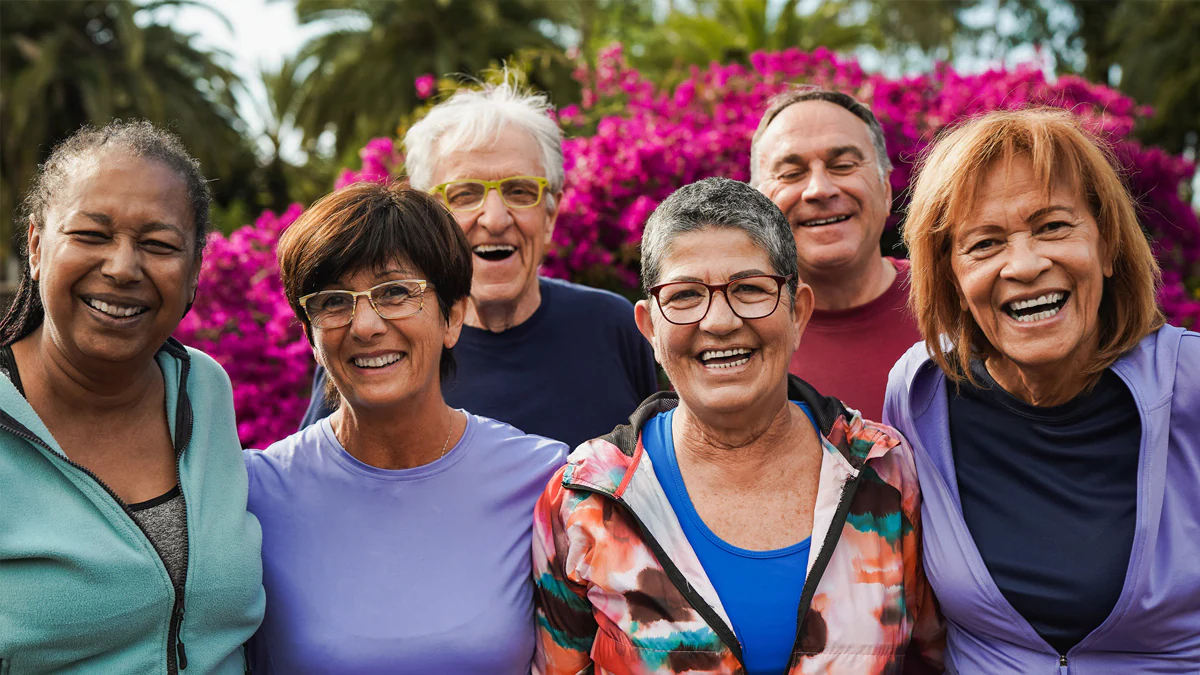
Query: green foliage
290 0 571 156
0 0 257 259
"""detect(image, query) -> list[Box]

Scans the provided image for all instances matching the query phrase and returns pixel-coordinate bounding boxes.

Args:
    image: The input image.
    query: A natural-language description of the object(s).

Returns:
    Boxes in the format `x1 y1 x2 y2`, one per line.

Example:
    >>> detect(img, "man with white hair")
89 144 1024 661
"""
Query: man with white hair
299 82 658 448
750 89 921 421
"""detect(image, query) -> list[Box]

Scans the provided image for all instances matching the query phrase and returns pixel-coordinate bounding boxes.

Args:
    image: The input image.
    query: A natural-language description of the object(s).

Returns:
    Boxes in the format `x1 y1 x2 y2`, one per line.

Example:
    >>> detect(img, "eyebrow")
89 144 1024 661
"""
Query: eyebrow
771 145 866 171
664 269 771 284
80 211 185 236
1025 205 1077 221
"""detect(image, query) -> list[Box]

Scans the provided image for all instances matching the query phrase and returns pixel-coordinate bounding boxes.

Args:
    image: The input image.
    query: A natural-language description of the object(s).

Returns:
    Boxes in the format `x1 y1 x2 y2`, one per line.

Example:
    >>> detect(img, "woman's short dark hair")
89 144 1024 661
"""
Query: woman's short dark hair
0 119 212 346
276 181 473 402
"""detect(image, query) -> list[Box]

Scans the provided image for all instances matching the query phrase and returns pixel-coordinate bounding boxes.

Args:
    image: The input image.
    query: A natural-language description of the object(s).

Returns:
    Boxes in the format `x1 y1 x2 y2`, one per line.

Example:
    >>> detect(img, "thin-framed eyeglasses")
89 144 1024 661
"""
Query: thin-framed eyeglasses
299 279 428 329
648 274 793 325
428 176 549 212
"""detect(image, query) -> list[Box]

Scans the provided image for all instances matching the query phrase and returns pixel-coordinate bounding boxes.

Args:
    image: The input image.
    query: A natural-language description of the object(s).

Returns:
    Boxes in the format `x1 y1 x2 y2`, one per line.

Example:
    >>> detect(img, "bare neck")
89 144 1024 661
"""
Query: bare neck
672 398 818 486
330 388 462 470
984 347 1098 408
805 256 895 312
464 282 542 333
12 326 162 416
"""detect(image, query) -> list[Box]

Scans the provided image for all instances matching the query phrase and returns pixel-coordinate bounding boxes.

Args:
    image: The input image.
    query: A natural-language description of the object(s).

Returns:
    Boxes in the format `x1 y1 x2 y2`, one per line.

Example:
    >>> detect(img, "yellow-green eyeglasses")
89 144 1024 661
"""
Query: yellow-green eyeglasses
428 176 549 212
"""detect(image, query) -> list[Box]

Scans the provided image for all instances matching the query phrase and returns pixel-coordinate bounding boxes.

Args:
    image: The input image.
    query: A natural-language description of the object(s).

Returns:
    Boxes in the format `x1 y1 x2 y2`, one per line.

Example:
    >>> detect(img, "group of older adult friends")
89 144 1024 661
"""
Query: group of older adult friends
0 76 1196 675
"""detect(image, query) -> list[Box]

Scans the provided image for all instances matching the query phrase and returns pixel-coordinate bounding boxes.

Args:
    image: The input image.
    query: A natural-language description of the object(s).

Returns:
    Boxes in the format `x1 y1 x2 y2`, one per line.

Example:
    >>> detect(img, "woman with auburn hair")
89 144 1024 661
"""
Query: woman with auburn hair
244 182 566 673
884 107 1200 672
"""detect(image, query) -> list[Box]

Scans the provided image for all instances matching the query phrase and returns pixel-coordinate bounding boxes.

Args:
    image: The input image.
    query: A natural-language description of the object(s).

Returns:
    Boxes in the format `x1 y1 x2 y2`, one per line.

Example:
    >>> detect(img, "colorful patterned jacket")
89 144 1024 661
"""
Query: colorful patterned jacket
532 375 945 675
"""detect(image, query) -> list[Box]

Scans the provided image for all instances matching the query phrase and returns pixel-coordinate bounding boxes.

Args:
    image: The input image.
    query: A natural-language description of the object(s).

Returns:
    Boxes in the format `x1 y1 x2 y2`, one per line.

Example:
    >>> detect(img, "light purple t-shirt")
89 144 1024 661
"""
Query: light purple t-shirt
244 412 568 674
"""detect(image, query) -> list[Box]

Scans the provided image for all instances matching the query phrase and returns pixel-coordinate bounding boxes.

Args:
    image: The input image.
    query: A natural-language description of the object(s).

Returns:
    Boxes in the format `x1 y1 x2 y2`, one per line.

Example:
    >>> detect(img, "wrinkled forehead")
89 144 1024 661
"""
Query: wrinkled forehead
430 123 544 181
761 100 876 162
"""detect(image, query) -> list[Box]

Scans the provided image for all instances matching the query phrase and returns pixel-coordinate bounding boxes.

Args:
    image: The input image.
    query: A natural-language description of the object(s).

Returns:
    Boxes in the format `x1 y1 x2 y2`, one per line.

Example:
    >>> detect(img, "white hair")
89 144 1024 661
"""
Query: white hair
404 75 565 211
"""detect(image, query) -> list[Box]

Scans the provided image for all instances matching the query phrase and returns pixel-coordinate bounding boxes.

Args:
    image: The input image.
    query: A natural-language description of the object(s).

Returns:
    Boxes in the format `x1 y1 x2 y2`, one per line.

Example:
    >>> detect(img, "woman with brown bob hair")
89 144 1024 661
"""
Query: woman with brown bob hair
884 107 1200 672
243 182 567 673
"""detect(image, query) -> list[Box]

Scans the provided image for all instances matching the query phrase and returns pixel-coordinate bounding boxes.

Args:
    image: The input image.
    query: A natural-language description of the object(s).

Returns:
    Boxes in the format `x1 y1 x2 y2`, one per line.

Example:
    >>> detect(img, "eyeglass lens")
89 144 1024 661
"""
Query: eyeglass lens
443 178 543 211
305 280 425 328
657 276 783 324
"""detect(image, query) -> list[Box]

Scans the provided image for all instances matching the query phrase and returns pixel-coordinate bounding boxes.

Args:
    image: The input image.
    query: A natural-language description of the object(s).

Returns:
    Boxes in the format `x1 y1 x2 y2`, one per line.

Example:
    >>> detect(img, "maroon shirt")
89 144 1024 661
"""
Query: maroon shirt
789 258 920 422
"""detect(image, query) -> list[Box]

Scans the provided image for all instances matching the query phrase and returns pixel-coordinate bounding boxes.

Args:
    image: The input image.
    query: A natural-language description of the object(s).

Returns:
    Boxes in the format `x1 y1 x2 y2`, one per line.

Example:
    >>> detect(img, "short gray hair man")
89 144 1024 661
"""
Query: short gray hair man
749 88 892 188
405 78 565 210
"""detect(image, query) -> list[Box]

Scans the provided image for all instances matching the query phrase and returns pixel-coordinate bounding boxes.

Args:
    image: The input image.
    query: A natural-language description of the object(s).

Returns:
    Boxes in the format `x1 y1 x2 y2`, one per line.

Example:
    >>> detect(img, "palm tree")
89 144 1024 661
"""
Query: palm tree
290 0 570 157
1 0 256 260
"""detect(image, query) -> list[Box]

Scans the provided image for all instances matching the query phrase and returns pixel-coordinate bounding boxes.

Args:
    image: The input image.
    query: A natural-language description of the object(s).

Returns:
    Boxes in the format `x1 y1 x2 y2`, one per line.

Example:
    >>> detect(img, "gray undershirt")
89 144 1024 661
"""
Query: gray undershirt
129 489 189 589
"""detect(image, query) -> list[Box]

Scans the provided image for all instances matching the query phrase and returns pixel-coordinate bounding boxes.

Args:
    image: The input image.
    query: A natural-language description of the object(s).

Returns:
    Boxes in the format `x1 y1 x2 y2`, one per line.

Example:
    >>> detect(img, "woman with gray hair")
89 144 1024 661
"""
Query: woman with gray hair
532 177 943 674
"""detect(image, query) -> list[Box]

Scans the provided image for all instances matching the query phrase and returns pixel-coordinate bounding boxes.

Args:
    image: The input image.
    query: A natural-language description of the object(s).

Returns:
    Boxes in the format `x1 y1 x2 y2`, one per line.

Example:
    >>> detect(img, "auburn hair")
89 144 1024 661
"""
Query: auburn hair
903 107 1163 387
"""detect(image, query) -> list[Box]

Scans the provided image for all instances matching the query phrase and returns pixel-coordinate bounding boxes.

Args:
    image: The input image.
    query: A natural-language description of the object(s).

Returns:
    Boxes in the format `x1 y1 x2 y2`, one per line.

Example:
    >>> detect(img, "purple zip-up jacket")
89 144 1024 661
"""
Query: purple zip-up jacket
883 325 1200 674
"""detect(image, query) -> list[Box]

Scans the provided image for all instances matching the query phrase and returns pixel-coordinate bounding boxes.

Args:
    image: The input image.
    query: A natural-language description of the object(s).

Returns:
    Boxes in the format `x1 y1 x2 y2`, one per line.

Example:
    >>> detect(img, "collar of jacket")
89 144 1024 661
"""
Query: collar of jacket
564 373 901 499
0 337 195 460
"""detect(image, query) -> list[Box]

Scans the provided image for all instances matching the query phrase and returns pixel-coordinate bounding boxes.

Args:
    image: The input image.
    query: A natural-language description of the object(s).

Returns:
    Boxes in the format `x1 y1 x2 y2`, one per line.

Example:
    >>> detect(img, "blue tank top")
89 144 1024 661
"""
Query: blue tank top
642 404 814 674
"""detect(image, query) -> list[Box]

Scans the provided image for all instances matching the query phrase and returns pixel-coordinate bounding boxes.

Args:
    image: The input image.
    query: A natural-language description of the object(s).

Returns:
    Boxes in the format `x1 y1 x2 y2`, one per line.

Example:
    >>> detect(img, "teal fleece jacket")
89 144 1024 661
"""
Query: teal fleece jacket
0 339 265 674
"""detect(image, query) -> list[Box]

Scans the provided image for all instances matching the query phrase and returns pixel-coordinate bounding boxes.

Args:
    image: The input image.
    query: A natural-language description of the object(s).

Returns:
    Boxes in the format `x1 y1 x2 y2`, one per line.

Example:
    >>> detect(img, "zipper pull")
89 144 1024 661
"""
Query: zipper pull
1058 653 1068 675
175 602 188 670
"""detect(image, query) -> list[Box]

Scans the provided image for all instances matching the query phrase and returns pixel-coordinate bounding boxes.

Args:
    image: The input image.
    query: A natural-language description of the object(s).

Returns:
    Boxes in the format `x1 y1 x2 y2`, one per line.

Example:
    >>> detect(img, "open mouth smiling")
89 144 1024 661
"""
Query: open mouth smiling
472 244 516 262
698 347 755 369
797 214 852 228
83 297 149 319
352 352 404 369
1004 291 1070 323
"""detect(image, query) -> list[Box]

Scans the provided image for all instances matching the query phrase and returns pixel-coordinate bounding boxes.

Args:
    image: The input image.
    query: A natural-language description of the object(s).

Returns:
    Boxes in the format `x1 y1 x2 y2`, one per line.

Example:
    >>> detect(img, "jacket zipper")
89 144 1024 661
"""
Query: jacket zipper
1058 653 1068 674
0 344 195 674
566 484 746 670
785 470 864 672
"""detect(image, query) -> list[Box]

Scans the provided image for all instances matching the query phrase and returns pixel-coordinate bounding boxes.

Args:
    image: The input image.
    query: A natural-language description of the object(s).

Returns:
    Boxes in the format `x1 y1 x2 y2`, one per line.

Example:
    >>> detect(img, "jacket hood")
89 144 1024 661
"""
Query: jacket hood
564 373 903 497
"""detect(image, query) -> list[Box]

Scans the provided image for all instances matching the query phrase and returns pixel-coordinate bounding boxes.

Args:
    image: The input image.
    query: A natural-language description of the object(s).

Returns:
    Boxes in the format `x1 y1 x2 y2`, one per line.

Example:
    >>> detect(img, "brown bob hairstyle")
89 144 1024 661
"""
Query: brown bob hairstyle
903 107 1164 387
277 181 472 388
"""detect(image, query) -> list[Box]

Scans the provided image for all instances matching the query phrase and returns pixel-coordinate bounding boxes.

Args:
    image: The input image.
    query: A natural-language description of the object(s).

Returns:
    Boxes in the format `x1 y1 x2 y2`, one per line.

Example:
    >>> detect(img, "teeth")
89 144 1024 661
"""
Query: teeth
86 298 146 317
708 357 751 369
700 347 753 361
1008 292 1063 311
801 214 851 227
1014 305 1063 323
473 244 516 253
353 353 402 368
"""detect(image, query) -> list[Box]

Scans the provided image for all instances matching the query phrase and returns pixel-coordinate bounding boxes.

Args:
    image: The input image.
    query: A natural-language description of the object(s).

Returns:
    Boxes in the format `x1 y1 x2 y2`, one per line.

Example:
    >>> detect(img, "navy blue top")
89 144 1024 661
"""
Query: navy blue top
948 360 1140 655
643 404 814 674
299 277 658 449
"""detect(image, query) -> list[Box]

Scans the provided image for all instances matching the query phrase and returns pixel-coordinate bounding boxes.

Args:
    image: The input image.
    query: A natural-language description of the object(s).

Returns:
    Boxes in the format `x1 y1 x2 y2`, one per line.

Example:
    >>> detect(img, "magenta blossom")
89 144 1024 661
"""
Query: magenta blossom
415 73 436 100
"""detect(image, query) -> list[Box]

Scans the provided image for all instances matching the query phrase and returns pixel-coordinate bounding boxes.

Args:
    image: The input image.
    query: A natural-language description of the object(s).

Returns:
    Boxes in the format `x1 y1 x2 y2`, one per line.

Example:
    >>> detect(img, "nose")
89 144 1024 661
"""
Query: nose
1000 235 1052 283
801 164 838 203
474 187 514 236
99 237 144 284
698 289 742 336
347 295 388 342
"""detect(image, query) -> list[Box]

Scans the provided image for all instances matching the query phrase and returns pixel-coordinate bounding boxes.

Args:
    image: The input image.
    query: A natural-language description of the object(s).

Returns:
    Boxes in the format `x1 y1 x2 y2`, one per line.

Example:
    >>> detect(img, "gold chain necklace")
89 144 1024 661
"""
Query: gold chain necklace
434 409 455 461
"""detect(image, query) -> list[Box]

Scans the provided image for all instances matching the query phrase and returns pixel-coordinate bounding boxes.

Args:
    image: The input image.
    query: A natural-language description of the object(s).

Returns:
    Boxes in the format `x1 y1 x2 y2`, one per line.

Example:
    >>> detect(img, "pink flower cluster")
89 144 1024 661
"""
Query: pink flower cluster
174 205 313 448
178 55 1200 447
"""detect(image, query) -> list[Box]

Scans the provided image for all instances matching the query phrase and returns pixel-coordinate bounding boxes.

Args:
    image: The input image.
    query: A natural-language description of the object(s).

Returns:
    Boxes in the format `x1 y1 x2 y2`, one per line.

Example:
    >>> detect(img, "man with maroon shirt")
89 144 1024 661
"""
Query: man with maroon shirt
749 89 920 421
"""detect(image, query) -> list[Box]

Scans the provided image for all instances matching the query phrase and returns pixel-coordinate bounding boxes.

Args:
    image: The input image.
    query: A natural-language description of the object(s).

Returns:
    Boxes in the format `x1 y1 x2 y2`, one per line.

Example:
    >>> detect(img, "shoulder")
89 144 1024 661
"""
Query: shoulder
859 418 922 521
885 340 935 401
466 412 569 467
243 423 325 484
177 344 234 396
542 276 637 316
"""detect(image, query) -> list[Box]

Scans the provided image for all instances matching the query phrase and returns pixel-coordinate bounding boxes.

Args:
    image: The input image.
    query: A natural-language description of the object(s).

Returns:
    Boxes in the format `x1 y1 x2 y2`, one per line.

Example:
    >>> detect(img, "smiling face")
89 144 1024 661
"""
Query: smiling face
28 150 198 366
635 228 813 418
430 127 561 318
755 101 892 281
951 157 1112 384
313 261 465 412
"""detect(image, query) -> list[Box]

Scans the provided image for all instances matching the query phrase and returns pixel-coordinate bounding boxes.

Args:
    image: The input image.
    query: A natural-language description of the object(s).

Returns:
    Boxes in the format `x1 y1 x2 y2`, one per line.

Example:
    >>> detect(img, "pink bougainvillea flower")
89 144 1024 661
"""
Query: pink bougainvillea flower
415 73 436 100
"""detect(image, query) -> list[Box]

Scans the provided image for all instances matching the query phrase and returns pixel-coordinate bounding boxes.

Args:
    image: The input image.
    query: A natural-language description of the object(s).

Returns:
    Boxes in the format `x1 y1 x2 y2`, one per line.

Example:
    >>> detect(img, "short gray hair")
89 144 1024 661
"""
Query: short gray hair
749 88 892 188
404 76 565 211
641 177 799 298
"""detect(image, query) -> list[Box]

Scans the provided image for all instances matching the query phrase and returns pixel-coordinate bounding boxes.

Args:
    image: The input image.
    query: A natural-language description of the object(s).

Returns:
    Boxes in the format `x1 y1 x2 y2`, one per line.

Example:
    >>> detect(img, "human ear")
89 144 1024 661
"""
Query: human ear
542 190 564 245
789 282 815 353
634 299 660 363
443 297 468 349
27 220 42 282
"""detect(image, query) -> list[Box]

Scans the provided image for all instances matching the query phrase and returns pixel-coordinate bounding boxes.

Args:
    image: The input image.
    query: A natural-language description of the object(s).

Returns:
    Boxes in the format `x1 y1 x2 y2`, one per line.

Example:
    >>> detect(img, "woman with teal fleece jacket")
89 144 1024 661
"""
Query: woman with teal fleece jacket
0 341 265 673
0 121 264 674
